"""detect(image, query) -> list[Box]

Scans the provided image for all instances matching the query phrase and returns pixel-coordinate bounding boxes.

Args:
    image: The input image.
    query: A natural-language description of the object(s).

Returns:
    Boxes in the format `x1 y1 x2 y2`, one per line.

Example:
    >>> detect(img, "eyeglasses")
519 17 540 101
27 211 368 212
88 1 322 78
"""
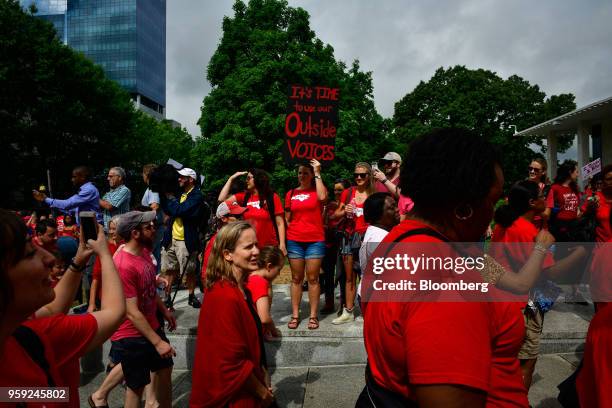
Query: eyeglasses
246 175 254 180
354 173 368 179
107 174 120 178
528 167 542 173
334 188 344 192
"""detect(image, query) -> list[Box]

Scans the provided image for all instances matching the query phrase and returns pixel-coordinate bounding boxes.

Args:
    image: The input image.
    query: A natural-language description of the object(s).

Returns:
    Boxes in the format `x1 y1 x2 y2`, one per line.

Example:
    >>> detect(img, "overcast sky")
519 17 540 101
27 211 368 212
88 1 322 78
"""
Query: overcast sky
166 0 612 141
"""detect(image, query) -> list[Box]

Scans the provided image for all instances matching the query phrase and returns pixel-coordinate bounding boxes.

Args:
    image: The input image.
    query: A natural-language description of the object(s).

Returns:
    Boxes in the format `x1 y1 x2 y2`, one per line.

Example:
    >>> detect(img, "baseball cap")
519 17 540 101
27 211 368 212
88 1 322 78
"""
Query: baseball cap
116 211 156 239
216 200 248 218
380 152 402 163
177 167 197 180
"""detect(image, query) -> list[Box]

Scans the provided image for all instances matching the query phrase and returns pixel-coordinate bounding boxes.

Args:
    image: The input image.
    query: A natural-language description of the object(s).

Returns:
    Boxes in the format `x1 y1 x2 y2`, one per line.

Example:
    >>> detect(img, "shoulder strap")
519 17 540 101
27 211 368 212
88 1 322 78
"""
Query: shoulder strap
243 288 268 369
13 326 56 387
284 189 294 212
267 193 280 243
382 227 450 259
343 187 354 205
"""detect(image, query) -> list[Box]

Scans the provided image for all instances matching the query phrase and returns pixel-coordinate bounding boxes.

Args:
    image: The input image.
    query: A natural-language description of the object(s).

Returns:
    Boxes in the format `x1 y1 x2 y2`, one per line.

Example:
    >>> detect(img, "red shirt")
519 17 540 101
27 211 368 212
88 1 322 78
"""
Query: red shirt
546 184 579 221
201 232 217 282
60 225 78 238
92 241 119 300
190 280 264 408
490 217 555 270
398 194 414 216
246 274 269 305
363 219 527 407
285 188 325 242
375 176 399 193
576 303 612 408
581 191 612 243
111 248 159 341
235 191 283 247
588 242 612 307
0 314 97 408
340 188 368 234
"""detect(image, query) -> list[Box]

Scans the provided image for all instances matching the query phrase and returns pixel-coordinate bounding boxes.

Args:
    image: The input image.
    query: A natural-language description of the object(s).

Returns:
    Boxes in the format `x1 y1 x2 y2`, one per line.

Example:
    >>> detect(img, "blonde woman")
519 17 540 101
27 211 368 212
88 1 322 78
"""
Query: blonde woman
190 221 274 408
333 162 375 324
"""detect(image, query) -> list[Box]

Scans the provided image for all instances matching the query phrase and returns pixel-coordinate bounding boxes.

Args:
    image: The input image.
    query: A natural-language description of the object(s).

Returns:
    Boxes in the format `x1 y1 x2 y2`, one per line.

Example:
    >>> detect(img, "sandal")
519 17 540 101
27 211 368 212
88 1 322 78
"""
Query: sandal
88 394 109 408
308 316 319 330
287 316 300 329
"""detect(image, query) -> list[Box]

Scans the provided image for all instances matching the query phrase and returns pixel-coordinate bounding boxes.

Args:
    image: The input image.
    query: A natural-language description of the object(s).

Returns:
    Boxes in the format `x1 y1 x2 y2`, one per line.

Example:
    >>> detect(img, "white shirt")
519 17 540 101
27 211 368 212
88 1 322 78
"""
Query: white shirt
358 225 389 298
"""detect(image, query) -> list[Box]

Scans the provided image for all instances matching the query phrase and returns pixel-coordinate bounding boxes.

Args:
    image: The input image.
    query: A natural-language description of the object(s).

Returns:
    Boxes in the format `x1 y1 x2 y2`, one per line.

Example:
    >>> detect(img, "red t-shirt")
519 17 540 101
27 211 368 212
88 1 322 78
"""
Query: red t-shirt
340 188 368 234
363 219 527 407
190 280 264 407
576 302 612 408
581 192 612 243
235 191 283 247
375 176 400 193
588 242 612 306
60 225 78 238
92 241 119 300
246 274 269 306
0 314 97 408
490 217 555 271
111 248 159 341
285 188 325 242
546 184 579 221
201 232 217 282
398 194 414 216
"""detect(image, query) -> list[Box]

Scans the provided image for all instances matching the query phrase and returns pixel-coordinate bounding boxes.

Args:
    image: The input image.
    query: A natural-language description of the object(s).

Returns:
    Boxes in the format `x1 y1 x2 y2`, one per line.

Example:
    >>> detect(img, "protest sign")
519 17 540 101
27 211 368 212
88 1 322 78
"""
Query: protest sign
582 158 602 181
283 85 339 167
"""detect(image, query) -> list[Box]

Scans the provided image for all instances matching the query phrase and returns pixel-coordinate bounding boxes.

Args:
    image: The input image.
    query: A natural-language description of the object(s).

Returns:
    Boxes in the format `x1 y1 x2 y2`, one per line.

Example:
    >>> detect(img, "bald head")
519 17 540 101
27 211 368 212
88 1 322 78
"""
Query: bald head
71 166 90 187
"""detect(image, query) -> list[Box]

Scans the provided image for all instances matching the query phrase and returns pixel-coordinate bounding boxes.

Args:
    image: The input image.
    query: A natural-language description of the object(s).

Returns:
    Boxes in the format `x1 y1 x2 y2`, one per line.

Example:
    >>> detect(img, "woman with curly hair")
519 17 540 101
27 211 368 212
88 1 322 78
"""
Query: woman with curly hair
219 169 286 255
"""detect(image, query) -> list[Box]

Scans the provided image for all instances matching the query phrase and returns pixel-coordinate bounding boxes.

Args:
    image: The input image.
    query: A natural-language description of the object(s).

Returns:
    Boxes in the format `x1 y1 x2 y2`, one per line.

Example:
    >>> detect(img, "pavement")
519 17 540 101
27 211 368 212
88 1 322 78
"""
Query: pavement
78 284 591 407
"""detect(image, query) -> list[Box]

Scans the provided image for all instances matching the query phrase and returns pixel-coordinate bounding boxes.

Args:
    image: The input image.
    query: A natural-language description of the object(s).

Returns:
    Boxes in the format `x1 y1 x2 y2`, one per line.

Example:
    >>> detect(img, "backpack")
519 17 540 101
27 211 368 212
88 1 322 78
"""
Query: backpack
242 192 280 243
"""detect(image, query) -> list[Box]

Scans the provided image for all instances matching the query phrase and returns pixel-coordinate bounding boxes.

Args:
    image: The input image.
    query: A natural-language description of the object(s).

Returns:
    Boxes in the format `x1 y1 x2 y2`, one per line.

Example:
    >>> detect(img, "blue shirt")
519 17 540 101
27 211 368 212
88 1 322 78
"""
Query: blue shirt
44 181 102 224
102 184 131 230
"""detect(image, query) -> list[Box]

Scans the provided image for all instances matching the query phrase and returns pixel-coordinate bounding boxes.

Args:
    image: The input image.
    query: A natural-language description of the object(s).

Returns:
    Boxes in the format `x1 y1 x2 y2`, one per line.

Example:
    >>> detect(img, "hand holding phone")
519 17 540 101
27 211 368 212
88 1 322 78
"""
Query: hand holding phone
79 211 98 242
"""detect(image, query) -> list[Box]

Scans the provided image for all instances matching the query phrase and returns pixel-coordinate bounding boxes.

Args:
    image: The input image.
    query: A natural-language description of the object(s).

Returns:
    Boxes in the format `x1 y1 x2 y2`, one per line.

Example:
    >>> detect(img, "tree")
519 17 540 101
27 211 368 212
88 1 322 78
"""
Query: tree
194 0 386 192
0 0 194 207
393 66 576 186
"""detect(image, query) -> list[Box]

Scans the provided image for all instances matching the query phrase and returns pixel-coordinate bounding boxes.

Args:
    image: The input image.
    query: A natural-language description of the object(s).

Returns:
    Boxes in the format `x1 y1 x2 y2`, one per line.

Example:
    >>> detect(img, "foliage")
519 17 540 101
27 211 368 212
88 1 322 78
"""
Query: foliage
0 0 193 208
194 0 386 193
392 66 576 186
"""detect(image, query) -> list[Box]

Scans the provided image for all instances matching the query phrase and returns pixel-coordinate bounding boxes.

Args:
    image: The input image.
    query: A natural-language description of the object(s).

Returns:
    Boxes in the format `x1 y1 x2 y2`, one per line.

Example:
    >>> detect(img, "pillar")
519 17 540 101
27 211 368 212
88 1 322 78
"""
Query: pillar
577 122 590 189
546 132 558 181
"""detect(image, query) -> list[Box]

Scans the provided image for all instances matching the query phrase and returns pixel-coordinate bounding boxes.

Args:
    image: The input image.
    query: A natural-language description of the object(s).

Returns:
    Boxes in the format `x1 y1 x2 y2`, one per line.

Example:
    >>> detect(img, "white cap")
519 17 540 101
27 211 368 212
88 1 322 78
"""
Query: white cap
177 168 197 180
381 152 402 163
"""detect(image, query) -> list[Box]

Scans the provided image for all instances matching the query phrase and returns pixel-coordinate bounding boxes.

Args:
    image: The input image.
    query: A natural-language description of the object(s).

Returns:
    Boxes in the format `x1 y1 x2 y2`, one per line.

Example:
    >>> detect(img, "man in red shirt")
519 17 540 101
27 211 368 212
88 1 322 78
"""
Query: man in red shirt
90 211 176 408
33 218 58 253
373 152 401 197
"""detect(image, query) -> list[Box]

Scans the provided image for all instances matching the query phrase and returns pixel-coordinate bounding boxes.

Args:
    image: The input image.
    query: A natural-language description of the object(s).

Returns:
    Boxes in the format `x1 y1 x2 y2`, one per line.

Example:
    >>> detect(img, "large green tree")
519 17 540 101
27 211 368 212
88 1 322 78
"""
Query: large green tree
392 66 576 185
194 0 386 192
0 0 194 207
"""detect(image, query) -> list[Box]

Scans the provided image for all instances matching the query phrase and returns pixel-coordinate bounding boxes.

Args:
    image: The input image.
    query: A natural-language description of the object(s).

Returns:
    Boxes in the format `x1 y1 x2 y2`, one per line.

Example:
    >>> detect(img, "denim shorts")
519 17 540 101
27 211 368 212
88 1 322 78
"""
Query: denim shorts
287 240 326 260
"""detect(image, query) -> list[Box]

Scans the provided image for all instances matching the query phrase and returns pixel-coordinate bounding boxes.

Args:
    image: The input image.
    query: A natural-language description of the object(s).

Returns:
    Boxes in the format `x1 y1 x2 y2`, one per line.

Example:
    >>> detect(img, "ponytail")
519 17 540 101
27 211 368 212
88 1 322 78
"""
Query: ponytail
494 180 540 228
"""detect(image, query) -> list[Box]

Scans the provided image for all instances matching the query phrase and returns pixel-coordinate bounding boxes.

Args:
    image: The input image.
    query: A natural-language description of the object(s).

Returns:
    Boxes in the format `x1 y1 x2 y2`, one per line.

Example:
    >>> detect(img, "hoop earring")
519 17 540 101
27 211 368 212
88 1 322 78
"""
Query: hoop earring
454 204 474 221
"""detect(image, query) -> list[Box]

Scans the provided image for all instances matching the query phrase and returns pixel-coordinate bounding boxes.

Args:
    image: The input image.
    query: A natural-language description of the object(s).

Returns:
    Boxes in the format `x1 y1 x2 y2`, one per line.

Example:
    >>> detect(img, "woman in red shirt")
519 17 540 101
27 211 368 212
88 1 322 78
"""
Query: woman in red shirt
218 169 286 255
0 209 125 408
87 216 121 312
332 162 375 324
359 128 530 407
582 164 612 243
285 159 328 330
191 221 274 408
547 160 580 241
526 157 551 229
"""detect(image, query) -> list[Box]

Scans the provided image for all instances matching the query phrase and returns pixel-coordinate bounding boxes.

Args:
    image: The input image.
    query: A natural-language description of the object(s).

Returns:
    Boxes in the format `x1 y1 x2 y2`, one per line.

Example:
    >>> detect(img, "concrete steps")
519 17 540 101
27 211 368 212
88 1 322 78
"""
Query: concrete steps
86 284 593 372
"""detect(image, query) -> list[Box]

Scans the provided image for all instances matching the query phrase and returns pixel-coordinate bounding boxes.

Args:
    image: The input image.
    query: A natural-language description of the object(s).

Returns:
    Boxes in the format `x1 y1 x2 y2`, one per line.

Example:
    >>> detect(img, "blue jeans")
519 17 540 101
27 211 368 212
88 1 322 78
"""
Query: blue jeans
287 240 326 260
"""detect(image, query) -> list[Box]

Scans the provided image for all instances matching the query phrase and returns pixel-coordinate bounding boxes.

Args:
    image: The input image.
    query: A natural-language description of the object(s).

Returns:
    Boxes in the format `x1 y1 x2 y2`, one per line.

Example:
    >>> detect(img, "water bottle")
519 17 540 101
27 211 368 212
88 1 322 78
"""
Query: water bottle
346 198 356 219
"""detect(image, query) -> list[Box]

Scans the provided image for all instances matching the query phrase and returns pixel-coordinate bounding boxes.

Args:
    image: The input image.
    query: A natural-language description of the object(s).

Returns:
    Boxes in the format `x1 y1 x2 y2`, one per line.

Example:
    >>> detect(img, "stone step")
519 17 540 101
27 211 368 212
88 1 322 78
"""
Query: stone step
84 285 593 372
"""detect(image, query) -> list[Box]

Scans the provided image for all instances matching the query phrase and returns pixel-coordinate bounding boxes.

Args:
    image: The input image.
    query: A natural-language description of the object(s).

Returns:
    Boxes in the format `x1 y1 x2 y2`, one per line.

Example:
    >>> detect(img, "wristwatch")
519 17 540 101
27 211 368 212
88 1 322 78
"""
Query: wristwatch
69 259 86 272
314 175 321 180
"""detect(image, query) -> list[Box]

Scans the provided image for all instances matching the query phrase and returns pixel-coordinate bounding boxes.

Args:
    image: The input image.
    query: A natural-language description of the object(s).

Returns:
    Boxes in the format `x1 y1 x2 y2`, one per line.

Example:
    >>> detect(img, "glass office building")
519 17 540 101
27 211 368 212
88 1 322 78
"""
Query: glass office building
21 0 166 118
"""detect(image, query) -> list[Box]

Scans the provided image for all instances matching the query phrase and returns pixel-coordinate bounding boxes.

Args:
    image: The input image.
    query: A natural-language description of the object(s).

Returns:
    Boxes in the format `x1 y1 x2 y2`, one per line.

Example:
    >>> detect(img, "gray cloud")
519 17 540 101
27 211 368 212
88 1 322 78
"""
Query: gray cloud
166 0 612 137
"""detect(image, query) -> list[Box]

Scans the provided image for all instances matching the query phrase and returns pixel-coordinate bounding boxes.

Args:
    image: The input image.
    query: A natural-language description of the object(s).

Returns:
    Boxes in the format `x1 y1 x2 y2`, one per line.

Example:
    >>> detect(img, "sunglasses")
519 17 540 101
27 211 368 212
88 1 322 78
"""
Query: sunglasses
354 173 368 179
528 166 542 173
334 188 344 192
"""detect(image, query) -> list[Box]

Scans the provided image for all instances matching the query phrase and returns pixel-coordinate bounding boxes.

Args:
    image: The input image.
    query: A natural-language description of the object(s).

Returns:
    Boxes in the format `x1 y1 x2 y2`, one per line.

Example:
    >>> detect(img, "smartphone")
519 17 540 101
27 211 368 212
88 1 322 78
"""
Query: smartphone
80 211 98 242
371 161 379 171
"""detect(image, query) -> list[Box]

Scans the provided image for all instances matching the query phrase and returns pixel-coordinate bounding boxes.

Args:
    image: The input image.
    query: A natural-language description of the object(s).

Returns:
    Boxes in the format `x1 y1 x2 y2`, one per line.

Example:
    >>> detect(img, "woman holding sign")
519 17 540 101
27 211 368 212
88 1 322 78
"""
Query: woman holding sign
285 159 328 330
332 162 375 324
218 169 287 256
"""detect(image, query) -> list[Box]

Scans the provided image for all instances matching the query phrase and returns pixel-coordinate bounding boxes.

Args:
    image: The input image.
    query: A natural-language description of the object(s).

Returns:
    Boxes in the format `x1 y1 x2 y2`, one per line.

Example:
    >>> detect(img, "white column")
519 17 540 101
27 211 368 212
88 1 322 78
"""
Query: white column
577 122 590 189
546 132 558 180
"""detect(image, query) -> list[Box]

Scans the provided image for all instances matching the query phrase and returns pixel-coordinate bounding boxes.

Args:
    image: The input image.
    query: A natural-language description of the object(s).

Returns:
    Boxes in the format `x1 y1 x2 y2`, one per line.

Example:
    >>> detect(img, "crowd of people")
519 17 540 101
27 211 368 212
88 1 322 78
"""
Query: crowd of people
1 127 611 407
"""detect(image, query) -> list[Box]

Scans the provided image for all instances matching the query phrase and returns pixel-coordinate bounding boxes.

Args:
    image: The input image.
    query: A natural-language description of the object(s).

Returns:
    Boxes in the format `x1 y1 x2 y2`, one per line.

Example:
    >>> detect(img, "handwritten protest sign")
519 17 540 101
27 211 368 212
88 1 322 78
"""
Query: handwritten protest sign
283 85 339 167
582 158 601 181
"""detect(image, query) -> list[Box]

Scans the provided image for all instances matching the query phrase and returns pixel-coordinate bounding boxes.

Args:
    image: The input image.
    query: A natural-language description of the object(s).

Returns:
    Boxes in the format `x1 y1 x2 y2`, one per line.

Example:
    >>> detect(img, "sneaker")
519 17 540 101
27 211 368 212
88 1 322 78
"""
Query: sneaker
188 294 201 309
332 307 354 325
